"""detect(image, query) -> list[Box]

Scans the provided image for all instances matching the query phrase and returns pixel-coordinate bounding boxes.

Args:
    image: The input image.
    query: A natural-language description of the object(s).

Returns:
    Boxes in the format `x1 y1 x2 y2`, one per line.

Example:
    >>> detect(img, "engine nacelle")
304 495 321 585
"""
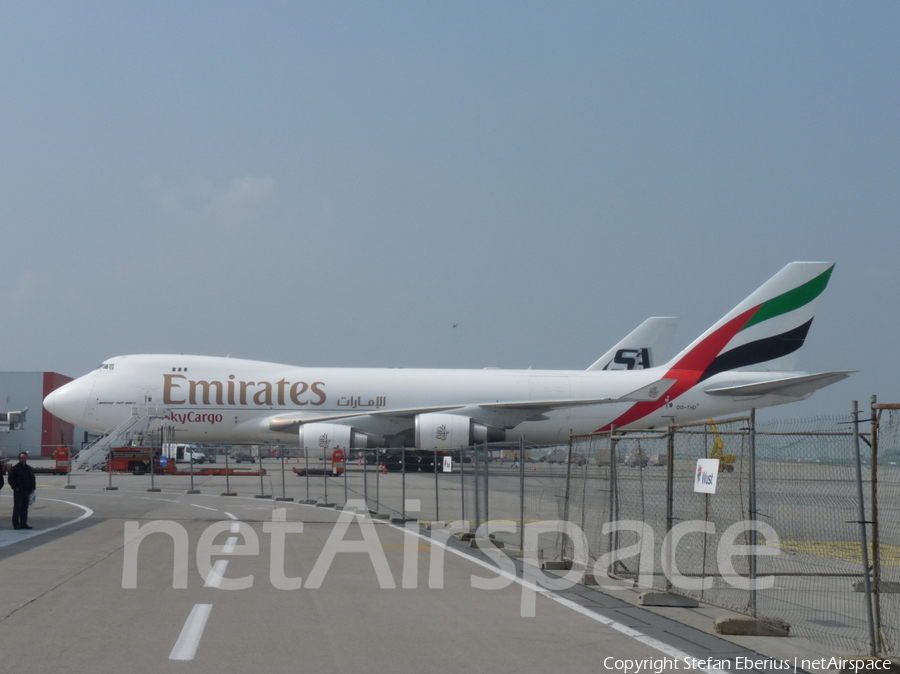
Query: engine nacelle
414 413 505 450
298 422 378 457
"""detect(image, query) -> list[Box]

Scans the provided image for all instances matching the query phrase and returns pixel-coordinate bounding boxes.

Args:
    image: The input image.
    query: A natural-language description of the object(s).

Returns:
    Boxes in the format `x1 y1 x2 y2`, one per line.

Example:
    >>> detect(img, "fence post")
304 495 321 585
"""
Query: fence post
304 447 312 504
256 454 270 499
474 445 481 532
460 447 466 528
401 449 407 520
277 451 293 502
665 425 674 591
607 426 617 569
519 438 525 553
188 446 198 494
323 446 329 504
148 438 156 492
66 444 75 489
871 394 884 649
105 449 117 491
580 437 588 548
748 409 758 618
561 435 574 561
363 448 369 511
484 442 489 526
852 401 878 655
434 448 439 523
222 451 234 496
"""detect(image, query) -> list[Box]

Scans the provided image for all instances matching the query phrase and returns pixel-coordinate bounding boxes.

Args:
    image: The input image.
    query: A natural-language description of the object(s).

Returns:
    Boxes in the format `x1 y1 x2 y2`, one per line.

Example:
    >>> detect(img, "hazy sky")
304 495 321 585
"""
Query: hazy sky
2 2 897 420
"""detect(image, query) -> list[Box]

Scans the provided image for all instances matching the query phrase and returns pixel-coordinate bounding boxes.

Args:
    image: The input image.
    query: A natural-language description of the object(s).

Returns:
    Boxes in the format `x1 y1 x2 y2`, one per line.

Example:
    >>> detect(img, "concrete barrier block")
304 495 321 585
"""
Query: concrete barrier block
541 560 572 571
469 537 505 549
455 531 476 542
853 580 900 593
713 616 789 636
639 592 699 608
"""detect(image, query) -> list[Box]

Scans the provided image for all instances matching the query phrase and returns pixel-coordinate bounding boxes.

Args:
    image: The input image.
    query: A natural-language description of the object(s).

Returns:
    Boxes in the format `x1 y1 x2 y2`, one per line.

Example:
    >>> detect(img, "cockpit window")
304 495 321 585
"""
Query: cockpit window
97 363 115 370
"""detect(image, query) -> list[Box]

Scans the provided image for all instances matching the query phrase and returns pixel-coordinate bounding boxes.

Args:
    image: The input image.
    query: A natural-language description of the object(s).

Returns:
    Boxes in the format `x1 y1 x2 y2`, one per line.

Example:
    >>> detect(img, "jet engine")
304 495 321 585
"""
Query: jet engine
414 413 505 450
298 422 381 457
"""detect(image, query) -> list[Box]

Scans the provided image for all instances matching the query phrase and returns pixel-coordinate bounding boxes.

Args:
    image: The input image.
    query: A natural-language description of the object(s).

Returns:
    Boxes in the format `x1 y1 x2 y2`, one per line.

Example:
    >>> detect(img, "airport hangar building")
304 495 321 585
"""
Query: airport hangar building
0 372 79 459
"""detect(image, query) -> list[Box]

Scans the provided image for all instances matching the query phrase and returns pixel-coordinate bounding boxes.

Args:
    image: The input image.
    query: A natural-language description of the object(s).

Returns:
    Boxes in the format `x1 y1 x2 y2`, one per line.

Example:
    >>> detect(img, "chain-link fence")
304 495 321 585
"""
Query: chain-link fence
282 418 879 656
50 404 900 658
872 404 900 656
564 415 876 655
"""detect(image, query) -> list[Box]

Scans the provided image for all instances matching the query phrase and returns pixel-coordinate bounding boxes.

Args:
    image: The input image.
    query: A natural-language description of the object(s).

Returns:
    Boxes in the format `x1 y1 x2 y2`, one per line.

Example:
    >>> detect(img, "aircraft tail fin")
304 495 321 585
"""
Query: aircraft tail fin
664 262 835 380
587 317 679 371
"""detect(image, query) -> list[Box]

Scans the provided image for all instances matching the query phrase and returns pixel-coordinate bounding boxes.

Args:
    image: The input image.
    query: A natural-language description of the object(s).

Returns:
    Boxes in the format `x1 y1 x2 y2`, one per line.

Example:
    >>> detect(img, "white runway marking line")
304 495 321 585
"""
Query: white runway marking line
221 536 239 554
229 522 241 533
224 512 238 520
385 520 730 674
0 499 93 548
204 560 229 588
169 604 213 661
191 504 218 512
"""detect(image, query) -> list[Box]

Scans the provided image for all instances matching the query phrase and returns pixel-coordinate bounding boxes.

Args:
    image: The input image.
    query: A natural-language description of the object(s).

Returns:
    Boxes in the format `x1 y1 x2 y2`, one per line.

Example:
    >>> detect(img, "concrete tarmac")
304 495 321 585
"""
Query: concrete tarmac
0 466 855 674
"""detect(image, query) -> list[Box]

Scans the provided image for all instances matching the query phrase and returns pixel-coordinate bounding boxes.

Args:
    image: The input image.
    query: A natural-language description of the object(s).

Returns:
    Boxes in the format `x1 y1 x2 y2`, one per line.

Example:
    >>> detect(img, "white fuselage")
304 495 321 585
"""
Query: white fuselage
44 354 807 446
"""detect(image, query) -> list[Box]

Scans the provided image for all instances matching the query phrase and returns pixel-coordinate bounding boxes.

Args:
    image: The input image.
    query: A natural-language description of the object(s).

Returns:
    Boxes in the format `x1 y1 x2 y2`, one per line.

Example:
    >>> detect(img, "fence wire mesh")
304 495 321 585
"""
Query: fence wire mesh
753 416 869 653
565 415 875 654
873 406 900 656
111 405 900 658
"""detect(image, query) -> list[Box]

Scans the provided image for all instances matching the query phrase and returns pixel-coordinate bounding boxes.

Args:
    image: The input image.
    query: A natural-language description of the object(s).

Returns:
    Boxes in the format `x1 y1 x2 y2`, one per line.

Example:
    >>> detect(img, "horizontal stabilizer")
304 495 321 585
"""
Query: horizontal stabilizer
703 371 854 398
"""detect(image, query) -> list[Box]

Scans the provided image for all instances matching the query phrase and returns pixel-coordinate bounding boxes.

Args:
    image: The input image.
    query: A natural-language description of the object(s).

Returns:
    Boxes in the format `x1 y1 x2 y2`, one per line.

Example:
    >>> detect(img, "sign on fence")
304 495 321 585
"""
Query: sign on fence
694 458 719 493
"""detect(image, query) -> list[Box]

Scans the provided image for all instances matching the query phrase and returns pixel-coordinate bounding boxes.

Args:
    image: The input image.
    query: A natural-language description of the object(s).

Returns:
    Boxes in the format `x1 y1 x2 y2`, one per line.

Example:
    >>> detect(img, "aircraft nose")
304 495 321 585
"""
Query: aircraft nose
44 378 89 426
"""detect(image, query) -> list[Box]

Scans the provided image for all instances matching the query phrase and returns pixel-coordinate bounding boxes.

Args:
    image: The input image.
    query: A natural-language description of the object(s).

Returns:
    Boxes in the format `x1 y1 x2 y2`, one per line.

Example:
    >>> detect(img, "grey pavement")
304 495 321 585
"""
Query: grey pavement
0 464 871 674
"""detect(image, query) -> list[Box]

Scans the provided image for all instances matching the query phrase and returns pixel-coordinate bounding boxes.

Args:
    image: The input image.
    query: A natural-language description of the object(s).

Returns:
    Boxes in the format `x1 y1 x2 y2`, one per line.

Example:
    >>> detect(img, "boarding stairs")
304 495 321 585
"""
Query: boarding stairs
74 406 169 470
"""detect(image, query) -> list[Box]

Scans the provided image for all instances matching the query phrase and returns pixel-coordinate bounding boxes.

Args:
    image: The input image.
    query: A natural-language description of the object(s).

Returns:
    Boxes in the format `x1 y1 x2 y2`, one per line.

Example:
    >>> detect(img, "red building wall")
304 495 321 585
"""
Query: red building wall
42 372 74 457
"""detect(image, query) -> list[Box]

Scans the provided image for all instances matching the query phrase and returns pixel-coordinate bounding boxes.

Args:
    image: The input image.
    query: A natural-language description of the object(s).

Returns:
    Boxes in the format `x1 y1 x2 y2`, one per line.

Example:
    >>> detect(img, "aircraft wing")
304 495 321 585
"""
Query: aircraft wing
479 378 677 410
267 405 465 432
266 379 677 433
702 371 854 398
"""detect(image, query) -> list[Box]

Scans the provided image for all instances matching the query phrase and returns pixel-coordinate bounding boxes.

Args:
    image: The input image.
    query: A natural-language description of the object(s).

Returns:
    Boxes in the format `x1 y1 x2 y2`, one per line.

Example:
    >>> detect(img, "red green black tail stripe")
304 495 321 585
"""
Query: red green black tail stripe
699 318 813 383
597 265 833 431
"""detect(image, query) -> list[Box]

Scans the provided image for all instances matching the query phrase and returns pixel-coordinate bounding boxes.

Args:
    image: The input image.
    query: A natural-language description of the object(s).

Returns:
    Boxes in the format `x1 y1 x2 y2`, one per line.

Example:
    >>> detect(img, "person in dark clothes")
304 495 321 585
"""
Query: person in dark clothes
8 452 36 530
